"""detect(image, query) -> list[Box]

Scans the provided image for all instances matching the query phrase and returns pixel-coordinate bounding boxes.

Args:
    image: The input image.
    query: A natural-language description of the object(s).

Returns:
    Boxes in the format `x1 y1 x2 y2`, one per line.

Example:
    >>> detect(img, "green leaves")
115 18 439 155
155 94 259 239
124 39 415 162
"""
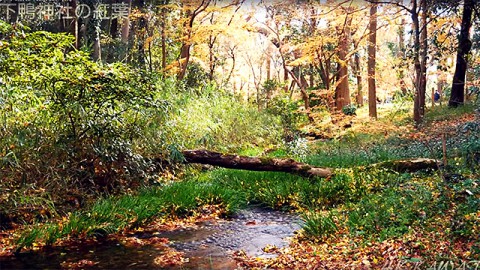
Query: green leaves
0 22 165 197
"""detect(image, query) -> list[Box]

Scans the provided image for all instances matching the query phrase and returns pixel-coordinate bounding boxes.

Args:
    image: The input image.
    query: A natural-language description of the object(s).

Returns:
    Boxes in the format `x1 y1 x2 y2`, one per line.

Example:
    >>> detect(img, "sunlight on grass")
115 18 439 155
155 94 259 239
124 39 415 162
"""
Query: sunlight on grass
424 103 476 122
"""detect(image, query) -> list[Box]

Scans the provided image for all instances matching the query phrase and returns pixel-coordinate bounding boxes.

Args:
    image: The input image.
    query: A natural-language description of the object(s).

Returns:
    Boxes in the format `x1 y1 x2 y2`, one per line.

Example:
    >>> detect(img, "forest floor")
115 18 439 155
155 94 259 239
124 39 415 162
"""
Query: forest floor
230 103 480 269
1 102 479 269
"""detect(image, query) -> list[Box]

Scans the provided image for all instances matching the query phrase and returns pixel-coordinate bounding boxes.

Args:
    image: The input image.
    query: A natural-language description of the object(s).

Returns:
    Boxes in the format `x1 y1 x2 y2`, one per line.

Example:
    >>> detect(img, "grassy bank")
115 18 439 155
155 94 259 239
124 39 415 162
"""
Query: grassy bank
8 103 480 267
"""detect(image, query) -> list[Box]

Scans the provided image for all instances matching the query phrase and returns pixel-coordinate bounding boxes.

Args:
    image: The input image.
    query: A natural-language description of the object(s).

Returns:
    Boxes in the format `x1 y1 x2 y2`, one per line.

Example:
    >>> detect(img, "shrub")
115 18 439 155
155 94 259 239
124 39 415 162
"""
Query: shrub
150 89 282 153
0 27 162 194
266 93 308 138
342 104 357 115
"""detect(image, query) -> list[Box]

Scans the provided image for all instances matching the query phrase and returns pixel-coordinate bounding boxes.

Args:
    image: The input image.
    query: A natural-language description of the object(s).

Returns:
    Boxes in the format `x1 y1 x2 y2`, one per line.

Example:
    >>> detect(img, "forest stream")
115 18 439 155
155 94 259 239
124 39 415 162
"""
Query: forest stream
0 208 302 269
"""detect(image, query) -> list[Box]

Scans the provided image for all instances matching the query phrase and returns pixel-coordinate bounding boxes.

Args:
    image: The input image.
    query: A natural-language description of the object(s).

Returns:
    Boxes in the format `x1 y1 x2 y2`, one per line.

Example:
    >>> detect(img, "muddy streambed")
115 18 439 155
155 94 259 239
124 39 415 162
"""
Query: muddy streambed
1 208 302 269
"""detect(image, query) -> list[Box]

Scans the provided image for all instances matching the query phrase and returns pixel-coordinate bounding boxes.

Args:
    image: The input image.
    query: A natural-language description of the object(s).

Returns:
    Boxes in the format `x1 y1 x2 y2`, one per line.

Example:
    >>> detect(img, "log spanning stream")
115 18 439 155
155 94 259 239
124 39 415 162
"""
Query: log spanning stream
1 208 302 269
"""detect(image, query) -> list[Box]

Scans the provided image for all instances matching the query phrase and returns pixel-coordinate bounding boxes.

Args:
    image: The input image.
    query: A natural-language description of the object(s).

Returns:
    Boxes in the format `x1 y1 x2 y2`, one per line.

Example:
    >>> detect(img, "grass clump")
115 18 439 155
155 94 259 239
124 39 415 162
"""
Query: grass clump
302 211 338 238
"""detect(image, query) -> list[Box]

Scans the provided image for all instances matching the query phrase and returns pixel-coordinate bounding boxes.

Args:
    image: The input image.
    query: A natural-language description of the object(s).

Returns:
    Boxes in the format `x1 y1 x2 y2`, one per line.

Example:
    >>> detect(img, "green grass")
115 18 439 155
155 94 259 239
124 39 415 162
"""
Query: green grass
15 109 480 250
423 103 476 123
306 137 432 168
302 211 338 238
15 178 248 249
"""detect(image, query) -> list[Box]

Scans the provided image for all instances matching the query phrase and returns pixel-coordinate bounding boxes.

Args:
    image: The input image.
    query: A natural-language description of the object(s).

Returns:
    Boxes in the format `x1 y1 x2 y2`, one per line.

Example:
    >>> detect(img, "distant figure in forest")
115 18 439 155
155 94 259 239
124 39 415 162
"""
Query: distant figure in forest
434 90 441 103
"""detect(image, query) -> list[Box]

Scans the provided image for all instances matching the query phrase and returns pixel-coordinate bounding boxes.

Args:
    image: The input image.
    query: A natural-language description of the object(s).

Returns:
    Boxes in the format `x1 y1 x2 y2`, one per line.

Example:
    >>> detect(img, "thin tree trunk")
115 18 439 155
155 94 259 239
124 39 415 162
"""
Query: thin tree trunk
121 0 131 44
419 0 428 118
354 52 363 106
368 2 377 119
87 0 101 62
398 18 407 94
177 1 212 80
160 5 167 71
286 68 310 109
71 0 79 49
449 0 474 107
412 0 423 124
284 68 289 92
93 35 101 61
225 47 236 87
266 44 273 82
207 34 219 82
208 12 216 82
309 65 314 88
178 38 192 80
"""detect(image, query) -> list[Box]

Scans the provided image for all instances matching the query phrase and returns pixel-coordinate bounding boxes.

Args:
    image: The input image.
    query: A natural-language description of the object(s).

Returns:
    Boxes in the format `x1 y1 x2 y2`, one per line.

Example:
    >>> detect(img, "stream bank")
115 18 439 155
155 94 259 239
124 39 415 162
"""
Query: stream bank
0 207 302 269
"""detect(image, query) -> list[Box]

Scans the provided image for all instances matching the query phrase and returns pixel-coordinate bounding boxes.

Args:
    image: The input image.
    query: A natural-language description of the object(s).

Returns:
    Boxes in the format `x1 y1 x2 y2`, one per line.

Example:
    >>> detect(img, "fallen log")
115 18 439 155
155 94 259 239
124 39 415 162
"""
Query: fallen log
181 150 441 178
181 149 333 178
369 158 440 172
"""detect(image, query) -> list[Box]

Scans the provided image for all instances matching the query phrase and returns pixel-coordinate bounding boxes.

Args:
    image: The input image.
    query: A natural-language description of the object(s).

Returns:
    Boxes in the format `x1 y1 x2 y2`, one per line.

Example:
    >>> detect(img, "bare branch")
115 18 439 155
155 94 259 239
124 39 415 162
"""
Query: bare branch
365 0 413 13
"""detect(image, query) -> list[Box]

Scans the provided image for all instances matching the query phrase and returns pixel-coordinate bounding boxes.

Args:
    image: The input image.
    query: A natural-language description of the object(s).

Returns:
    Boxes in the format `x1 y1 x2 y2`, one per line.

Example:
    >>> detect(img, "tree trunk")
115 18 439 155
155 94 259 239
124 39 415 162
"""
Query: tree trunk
71 0 79 49
369 158 439 172
286 68 310 109
177 1 211 80
266 52 271 81
412 0 427 125
93 35 101 62
182 150 332 178
160 4 167 71
121 0 132 44
225 47 236 87
335 13 352 111
180 150 440 178
177 37 192 80
284 68 289 91
354 52 363 106
86 0 101 62
449 0 474 107
368 2 377 119
207 11 217 82
419 0 428 117
398 18 407 94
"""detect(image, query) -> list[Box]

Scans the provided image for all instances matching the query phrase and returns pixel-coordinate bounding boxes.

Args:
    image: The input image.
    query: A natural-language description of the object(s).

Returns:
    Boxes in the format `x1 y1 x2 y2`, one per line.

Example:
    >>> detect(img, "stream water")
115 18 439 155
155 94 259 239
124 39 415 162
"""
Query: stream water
0 208 302 269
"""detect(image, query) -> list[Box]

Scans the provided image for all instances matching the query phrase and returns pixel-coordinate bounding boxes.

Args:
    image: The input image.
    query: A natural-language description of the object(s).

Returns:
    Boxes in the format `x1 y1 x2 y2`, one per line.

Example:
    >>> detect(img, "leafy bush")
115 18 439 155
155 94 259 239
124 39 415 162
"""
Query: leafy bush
342 104 357 115
146 88 282 153
183 62 210 90
0 22 283 214
0 26 162 195
266 93 308 139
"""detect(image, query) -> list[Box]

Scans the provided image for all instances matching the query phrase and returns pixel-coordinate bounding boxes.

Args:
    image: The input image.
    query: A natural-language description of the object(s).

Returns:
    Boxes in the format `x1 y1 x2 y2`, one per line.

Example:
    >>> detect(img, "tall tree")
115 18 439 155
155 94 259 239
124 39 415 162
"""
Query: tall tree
352 42 363 106
82 0 102 61
254 0 311 109
121 0 131 44
414 0 428 124
372 0 430 125
335 6 353 111
368 1 377 119
160 1 168 71
397 18 407 94
449 0 475 107
177 0 212 80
